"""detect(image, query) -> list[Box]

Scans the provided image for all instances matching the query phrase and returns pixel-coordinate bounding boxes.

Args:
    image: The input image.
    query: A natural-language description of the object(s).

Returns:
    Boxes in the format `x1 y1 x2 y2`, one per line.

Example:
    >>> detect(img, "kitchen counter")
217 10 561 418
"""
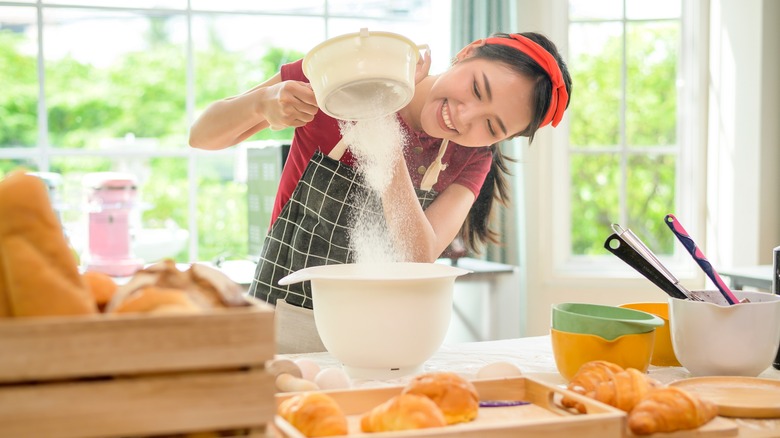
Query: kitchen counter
282 336 780 437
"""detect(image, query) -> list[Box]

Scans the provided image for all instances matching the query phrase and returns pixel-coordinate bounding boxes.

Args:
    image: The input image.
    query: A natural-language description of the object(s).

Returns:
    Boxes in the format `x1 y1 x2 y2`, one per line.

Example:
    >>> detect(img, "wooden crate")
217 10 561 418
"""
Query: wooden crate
274 376 626 438
0 300 276 438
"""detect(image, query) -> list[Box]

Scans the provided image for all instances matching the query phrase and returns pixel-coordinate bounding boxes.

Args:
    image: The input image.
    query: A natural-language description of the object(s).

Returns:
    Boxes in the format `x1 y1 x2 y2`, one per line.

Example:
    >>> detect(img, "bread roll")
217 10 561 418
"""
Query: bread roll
105 259 248 313
360 393 446 433
278 392 348 437
401 372 479 424
0 171 96 317
111 287 201 314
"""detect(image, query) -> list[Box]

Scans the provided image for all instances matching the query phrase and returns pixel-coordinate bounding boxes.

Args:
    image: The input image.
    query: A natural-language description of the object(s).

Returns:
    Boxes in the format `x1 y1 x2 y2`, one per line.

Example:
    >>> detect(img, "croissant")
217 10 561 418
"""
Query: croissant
278 392 348 437
561 360 624 412
591 368 661 412
360 393 446 433
401 372 479 424
628 386 718 435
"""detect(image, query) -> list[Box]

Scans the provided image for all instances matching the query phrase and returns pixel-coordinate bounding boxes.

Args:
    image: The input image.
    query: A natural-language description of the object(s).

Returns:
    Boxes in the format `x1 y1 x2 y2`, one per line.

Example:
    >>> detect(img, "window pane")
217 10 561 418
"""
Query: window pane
43 0 186 8
196 153 246 262
0 158 38 177
192 14 322 143
328 0 430 19
569 0 623 20
626 0 680 20
190 0 324 14
626 154 676 254
568 22 622 148
43 8 188 149
570 153 620 255
0 6 38 148
626 22 678 147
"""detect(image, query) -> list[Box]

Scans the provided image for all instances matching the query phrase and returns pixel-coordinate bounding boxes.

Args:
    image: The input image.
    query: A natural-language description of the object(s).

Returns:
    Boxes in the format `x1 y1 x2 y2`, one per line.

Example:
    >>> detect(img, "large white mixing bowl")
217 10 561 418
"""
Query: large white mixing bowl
278 262 469 379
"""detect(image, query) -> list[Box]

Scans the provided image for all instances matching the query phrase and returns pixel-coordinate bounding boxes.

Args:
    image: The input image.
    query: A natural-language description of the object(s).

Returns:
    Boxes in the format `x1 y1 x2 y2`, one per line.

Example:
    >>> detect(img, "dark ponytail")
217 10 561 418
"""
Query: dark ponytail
459 32 572 254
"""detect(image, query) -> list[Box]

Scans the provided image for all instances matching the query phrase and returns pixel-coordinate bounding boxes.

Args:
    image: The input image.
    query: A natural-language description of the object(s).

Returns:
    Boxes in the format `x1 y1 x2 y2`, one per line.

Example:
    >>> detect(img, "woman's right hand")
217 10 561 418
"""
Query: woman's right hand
261 80 319 130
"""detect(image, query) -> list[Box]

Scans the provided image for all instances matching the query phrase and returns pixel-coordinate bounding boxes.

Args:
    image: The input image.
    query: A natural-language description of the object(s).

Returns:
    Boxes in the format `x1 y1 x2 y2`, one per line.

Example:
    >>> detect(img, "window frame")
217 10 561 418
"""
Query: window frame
546 0 708 282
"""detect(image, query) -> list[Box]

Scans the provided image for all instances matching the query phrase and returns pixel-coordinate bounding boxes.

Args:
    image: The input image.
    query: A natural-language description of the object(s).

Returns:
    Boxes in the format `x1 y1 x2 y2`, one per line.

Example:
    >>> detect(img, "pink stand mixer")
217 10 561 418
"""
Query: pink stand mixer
83 172 144 277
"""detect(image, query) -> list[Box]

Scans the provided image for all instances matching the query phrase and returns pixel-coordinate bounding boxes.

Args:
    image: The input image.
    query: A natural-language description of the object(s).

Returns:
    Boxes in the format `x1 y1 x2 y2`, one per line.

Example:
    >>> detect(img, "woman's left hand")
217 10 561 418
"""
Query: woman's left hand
415 46 431 84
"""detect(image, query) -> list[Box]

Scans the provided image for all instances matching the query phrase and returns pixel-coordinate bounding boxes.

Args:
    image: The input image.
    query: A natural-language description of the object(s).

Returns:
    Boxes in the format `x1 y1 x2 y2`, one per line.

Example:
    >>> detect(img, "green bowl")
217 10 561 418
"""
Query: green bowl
551 302 664 341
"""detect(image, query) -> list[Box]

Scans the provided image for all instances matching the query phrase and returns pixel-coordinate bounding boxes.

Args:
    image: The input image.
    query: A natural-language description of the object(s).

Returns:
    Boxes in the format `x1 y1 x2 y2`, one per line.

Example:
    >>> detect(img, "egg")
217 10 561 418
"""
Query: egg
314 367 352 390
294 358 321 382
476 361 523 379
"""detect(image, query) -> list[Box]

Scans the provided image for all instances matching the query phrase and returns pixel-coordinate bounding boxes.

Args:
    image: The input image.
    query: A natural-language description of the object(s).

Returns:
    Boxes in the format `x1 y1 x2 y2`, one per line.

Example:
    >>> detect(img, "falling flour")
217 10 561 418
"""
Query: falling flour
340 115 410 264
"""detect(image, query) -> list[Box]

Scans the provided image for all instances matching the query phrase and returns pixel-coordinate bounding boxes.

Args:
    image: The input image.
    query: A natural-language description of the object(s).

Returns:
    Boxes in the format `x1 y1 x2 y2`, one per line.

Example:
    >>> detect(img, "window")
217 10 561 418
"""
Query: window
0 1 451 264
552 0 705 274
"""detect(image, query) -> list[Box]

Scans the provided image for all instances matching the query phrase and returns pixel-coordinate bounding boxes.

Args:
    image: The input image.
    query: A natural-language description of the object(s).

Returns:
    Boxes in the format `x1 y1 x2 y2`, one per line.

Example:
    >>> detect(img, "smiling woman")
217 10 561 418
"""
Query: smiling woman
0 0 451 264
189 28 572 352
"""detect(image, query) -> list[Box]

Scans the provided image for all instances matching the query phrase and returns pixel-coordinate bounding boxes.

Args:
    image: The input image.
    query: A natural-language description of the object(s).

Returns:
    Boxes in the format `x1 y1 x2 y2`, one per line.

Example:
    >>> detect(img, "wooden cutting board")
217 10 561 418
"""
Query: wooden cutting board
670 376 780 418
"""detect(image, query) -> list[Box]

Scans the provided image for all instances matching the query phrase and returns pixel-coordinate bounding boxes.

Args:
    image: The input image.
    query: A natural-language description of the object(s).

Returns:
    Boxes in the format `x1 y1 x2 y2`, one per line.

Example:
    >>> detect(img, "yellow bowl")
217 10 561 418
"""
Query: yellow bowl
619 302 681 367
550 328 655 381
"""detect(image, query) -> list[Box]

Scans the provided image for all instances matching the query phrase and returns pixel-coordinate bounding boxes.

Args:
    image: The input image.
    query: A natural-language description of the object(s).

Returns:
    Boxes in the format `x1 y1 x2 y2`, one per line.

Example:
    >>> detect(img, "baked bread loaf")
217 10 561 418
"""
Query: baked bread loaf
278 392 348 437
561 360 624 412
401 372 479 424
628 386 718 435
360 393 446 432
591 368 661 412
106 259 248 313
0 171 96 317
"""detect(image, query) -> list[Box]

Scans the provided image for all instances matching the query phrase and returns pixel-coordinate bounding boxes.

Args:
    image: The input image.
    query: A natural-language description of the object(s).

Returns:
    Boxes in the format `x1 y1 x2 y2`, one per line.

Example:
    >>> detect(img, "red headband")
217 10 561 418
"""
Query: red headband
483 34 569 128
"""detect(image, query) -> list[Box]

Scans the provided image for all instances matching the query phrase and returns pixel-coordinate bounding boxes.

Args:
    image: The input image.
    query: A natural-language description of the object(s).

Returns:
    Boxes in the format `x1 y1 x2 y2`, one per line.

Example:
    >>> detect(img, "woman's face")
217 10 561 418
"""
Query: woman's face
420 57 535 147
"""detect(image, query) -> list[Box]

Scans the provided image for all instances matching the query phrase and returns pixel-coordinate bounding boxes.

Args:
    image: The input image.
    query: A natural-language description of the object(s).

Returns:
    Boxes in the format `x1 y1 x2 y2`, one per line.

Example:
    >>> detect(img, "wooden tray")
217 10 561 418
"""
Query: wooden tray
0 299 275 382
670 376 780 418
274 376 626 438
0 300 277 437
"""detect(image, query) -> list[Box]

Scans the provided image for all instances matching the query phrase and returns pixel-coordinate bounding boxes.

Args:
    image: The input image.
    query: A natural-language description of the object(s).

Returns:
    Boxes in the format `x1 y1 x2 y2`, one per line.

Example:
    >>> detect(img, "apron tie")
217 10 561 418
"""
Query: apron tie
420 139 449 191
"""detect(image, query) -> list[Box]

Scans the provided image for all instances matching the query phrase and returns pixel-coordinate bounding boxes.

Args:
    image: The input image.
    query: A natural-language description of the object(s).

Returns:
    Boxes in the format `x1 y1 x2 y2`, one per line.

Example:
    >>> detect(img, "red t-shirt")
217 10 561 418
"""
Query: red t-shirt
270 59 492 226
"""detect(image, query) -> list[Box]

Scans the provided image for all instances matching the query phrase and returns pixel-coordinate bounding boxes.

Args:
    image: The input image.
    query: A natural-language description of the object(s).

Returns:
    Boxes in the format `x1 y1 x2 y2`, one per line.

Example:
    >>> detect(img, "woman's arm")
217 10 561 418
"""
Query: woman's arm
188 73 319 150
381 155 476 262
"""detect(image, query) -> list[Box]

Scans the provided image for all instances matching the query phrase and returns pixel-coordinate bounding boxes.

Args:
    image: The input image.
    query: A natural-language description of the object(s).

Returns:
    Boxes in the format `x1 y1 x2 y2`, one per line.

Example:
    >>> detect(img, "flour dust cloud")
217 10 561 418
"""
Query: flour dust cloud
340 115 410 264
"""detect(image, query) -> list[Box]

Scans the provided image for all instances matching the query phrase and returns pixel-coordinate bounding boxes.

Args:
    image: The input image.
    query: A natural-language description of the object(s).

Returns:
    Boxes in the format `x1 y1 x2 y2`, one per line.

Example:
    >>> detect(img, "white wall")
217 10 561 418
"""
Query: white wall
706 0 780 267
514 0 780 336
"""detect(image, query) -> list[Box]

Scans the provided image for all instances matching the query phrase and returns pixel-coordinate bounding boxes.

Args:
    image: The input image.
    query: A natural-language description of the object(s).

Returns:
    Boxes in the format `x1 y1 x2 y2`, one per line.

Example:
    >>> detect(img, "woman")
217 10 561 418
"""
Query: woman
190 32 572 353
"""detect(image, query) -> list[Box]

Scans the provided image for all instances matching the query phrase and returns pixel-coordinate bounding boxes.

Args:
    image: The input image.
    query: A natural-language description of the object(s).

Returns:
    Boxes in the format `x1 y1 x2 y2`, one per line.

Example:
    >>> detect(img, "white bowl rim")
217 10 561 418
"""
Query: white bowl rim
278 262 471 285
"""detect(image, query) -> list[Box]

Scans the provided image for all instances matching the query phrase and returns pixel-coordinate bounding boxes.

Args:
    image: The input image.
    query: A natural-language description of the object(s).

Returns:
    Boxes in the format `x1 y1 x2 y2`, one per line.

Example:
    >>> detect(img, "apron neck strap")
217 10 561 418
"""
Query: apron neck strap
420 139 450 191
327 138 349 161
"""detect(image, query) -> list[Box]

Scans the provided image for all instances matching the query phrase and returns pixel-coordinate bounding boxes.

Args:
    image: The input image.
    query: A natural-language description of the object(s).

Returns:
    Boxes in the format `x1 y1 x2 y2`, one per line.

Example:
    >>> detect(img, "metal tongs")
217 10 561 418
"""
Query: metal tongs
604 224 705 302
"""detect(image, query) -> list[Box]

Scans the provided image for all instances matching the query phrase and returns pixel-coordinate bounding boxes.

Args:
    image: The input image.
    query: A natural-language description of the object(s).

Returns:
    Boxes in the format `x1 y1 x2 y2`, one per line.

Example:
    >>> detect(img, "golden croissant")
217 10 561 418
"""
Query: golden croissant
278 392 348 437
361 393 446 433
628 386 718 435
561 360 624 412
591 368 661 412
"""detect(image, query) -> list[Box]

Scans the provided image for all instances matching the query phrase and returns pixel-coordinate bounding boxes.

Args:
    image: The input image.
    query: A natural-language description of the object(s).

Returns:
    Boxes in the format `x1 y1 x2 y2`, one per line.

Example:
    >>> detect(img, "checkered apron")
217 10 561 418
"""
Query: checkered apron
249 139 447 352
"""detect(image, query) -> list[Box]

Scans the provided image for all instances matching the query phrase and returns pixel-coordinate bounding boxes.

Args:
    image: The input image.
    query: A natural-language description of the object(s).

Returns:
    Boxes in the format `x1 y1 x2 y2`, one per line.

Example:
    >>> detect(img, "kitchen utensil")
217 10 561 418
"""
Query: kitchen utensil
669 290 780 376
278 262 469 379
550 328 655 381
604 229 690 300
669 376 780 418
664 214 740 305
619 302 681 366
302 28 428 121
551 302 664 341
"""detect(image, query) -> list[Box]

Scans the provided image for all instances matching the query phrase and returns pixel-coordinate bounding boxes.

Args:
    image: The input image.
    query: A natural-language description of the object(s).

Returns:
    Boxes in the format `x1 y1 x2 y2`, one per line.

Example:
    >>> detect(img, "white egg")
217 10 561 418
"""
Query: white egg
294 358 321 382
476 361 523 379
314 367 352 390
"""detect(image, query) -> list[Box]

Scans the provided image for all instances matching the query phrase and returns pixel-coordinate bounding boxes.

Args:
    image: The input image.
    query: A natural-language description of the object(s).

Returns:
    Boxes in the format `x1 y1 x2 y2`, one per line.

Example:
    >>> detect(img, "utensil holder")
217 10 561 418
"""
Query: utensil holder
773 245 780 370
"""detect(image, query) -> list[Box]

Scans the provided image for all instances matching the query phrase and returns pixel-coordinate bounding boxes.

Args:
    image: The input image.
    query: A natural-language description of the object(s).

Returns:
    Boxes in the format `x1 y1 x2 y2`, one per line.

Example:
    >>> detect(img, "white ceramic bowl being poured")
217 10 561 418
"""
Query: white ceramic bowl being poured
302 28 426 121
278 262 470 379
